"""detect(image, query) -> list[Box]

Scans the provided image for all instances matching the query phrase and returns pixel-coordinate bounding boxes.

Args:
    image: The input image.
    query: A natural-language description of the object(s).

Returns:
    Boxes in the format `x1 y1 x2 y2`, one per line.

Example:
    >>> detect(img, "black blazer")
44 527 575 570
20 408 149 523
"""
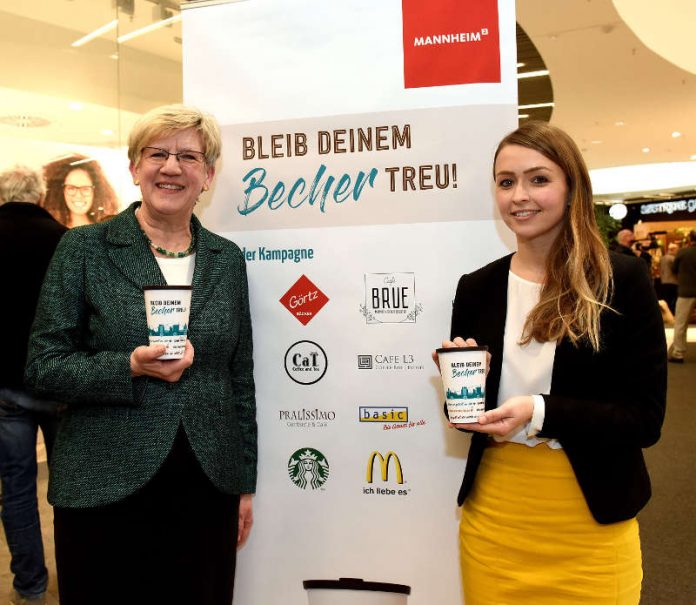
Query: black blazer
450 252 667 524
0 202 66 388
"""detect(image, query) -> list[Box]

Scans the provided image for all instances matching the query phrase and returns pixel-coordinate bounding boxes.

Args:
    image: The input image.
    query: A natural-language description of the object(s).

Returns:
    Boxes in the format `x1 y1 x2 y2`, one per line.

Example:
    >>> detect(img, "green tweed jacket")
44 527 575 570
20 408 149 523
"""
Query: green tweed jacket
26 202 257 508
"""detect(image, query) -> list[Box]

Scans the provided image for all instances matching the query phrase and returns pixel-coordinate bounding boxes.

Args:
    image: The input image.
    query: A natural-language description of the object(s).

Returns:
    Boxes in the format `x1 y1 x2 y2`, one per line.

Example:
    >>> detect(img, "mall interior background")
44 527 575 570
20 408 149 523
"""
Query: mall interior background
1 0 695 253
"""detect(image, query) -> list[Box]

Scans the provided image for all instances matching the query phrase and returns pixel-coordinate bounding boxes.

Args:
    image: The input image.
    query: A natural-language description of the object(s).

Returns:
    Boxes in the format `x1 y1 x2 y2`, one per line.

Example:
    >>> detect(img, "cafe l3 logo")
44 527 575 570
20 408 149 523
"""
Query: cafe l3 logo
288 448 330 490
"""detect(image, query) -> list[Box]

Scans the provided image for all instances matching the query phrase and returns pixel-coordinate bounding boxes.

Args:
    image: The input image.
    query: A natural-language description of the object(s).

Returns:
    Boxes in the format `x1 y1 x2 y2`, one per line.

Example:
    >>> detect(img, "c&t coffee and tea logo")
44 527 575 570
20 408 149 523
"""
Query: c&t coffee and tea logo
359 272 422 324
357 353 425 371
288 448 330 490
280 275 329 326
363 451 410 496
284 341 328 385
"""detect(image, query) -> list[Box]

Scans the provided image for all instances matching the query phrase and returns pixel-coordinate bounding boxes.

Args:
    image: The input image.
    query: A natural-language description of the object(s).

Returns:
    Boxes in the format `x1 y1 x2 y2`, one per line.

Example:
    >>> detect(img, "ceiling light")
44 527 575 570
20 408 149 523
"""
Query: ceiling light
591 140 603 145
642 147 651 153
71 20 118 48
518 102 555 109
101 129 114 136
69 102 83 111
690 155 696 161
517 62 526 68
517 69 550 79
671 131 681 138
69 157 95 167
590 162 696 194
615 121 625 126
608 203 628 220
518 114 530 119
117 15 182 44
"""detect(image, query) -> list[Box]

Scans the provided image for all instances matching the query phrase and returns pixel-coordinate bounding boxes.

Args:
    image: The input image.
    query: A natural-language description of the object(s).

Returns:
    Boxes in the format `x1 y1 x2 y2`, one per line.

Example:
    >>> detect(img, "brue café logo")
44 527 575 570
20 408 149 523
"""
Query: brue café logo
288 448 330 490
284 340 328 385
280 275 329 325
363 451 410 496
402 0 501 89
360 272 422 324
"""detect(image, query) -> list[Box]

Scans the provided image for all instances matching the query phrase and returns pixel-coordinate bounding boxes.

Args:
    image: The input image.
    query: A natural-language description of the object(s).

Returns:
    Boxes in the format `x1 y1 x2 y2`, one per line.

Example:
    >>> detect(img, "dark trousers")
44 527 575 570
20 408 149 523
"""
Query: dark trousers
54 427 240 605
661 283 678 314
0 391 59 598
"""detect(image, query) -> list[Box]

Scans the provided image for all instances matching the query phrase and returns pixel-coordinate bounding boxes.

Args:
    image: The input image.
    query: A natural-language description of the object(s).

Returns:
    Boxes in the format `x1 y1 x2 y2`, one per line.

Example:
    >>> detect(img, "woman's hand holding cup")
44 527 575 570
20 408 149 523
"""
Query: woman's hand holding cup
130 339 194 382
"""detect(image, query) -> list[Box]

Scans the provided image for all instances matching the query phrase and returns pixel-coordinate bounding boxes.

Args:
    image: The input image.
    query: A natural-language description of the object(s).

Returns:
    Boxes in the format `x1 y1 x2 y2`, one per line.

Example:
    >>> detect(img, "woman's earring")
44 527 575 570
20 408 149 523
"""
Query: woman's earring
134 180 139 186
203 184 209 192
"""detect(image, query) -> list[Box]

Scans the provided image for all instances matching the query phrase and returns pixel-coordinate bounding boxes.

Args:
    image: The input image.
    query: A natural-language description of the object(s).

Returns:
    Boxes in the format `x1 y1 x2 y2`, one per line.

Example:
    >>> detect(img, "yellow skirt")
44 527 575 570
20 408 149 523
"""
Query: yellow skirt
459 441 642 605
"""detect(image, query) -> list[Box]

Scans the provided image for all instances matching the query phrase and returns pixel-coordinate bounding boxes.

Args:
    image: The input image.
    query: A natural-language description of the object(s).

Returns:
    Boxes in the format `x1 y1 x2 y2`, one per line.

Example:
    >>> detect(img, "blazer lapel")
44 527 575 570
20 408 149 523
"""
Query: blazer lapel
105 203 165 289
483 255 512 409
189 216 224 321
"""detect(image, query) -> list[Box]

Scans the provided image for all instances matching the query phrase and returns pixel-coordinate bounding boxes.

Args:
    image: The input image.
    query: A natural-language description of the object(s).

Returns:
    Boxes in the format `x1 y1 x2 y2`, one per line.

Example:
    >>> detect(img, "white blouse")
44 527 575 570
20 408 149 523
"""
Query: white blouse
495 271 561 449
155 254 195 286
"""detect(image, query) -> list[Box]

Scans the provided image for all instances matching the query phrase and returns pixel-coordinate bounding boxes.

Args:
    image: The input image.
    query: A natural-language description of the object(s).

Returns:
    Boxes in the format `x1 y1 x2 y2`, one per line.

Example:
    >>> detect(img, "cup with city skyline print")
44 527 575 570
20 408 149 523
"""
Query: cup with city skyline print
143 285 193 360
436 346 487 423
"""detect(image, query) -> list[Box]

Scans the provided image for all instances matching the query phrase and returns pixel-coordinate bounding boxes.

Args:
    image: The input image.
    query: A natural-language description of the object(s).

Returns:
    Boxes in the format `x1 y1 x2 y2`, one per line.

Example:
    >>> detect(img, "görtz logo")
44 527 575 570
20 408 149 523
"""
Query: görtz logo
280 275 329 325
360 272 422 324
285 341 328 385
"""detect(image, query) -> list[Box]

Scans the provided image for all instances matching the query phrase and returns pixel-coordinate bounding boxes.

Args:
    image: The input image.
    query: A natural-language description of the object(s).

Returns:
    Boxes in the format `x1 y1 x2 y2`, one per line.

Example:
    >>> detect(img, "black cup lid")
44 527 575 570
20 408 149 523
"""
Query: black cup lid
303 578 410 595
436 345 487 354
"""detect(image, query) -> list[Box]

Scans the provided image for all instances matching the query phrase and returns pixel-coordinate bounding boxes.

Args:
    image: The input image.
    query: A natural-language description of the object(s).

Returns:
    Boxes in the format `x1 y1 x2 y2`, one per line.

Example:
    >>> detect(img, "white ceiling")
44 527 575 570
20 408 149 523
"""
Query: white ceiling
1 0 695 200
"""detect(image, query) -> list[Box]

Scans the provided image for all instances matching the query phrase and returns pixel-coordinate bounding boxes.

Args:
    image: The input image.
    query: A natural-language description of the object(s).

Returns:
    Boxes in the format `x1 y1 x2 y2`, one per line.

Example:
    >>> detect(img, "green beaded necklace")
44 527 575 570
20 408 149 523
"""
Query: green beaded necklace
141 230 196 258
136 205 196 258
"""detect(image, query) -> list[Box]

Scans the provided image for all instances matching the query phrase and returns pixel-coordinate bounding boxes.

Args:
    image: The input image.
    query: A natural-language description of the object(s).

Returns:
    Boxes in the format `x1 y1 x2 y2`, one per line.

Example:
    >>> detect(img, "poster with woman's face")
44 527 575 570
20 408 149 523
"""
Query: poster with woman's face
0 136 139 228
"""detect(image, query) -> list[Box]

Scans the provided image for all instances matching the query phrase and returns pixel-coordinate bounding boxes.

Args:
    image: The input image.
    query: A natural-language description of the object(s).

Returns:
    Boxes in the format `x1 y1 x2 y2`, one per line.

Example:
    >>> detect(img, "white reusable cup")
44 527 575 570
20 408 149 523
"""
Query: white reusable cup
143 286 193 360
436 346 487 423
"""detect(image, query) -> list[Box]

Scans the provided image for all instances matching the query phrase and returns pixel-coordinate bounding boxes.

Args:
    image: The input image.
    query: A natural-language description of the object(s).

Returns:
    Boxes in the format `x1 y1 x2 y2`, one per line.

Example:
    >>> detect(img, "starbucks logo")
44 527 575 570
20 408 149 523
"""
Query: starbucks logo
288 448 330 490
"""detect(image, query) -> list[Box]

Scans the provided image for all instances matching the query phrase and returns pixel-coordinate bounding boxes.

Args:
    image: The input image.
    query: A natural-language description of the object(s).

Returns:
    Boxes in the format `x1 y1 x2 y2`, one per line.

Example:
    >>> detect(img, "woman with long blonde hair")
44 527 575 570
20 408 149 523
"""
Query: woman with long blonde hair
437 121 667 604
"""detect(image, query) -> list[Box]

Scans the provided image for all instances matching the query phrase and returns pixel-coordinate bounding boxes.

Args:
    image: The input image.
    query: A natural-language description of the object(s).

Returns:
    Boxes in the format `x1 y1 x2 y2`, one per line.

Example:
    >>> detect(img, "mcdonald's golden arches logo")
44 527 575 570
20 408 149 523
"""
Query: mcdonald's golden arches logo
366 451 404 484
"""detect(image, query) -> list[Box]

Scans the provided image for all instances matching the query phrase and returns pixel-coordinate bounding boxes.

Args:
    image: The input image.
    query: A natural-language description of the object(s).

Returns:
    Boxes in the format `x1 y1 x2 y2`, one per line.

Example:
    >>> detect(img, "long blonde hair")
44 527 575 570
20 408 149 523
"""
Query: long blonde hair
493 121 612 351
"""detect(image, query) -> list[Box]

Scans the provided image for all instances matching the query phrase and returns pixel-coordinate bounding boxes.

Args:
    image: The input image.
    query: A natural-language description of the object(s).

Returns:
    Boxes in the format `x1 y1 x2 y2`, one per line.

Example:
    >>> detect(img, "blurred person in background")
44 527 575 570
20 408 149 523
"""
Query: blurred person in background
659 242 679 314
0 165 66 605
668 230 696 363
42 154 119 228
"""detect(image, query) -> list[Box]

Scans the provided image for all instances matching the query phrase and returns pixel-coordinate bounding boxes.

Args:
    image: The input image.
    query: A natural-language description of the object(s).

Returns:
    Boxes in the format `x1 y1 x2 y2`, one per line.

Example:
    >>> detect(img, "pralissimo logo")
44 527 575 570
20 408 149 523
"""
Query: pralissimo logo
280 275 329 325
288 448 330 490
360 273 422 324
284 340 328 385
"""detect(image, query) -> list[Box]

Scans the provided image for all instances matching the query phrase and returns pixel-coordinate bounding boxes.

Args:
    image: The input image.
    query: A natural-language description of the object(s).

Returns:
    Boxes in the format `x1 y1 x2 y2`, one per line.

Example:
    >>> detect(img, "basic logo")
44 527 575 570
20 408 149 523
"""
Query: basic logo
288 448 330 490
366 451 404 484
359 407 409 423
284 341 328 385
280 275 329 325
360 272 422 324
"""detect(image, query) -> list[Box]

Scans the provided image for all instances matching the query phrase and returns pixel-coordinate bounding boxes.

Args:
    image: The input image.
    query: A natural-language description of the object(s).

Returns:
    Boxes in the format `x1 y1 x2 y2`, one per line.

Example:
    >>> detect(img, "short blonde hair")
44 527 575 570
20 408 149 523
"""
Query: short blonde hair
127 104 222 166
0 165 45 204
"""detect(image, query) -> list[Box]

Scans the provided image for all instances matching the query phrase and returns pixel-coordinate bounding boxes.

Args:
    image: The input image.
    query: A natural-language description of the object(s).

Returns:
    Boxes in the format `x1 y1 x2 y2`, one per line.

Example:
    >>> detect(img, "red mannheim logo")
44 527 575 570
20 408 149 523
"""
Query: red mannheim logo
279 275 329 326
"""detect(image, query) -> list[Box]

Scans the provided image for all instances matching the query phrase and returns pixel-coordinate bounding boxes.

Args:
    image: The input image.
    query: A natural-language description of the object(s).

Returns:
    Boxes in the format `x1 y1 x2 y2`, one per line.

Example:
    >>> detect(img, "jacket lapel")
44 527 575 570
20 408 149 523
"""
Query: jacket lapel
484 255 512 409
190 216 224 321
105 203 165 289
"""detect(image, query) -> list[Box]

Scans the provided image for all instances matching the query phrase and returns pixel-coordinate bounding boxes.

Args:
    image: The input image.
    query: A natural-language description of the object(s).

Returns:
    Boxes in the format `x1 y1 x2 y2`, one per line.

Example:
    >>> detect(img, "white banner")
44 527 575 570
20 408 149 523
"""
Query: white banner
183 1 517 602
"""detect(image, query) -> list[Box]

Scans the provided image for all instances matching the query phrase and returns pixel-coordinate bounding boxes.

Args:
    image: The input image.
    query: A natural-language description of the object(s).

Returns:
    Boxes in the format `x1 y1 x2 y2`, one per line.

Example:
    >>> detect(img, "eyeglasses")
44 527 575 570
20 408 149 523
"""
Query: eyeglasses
63 184 95 197
141 146 206 166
